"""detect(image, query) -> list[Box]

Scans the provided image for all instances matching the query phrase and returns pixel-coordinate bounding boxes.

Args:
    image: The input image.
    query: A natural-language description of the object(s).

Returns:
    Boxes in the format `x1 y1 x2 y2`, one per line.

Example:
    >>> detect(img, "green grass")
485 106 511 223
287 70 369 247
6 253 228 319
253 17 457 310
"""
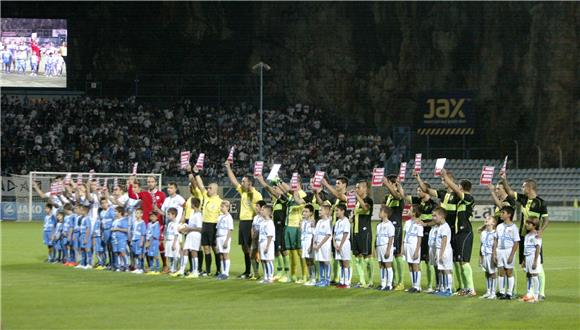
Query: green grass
2 222 579 329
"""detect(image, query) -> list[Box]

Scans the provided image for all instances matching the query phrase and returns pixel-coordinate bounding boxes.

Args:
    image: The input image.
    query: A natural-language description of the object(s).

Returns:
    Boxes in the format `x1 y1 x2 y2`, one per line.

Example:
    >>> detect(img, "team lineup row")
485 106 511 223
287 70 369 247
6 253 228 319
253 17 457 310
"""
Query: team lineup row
36 160 549 303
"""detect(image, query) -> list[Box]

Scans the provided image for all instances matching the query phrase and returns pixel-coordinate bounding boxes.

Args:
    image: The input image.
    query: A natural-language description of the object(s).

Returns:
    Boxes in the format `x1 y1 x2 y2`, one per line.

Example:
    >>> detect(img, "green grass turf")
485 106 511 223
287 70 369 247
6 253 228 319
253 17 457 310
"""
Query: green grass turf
2 221 579 329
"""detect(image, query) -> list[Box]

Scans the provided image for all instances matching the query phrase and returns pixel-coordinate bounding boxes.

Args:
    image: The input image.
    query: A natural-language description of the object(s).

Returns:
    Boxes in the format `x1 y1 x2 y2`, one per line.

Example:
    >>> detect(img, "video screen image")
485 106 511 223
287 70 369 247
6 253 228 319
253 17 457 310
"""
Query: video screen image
0 18 67 88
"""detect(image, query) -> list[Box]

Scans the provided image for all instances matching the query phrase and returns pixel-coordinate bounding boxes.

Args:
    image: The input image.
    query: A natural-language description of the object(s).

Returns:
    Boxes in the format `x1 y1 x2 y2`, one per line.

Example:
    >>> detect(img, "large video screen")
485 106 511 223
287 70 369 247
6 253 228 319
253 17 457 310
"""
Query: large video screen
0 18 67 88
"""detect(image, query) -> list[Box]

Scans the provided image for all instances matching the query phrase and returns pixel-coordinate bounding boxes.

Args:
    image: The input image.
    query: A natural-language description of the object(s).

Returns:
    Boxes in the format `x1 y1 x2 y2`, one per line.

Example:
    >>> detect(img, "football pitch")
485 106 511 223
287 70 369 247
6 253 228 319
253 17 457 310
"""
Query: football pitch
2 222 579 329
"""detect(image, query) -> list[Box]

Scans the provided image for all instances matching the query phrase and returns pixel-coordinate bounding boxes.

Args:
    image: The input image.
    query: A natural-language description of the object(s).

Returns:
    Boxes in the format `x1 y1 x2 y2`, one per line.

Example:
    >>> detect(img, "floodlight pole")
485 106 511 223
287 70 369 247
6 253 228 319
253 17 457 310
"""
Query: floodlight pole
253 62 271 161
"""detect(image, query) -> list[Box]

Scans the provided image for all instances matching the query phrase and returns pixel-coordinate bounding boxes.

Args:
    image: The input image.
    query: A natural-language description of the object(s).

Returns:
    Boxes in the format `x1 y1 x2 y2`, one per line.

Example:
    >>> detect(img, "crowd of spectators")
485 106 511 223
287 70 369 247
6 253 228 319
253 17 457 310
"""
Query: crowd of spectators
1 95 395 182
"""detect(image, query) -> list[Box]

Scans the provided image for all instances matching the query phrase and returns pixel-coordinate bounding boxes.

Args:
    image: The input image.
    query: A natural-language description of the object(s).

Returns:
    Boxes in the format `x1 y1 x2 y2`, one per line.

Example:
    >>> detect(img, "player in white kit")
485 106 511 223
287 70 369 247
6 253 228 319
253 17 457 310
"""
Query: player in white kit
259 205 275 284
376 205 395 291
314 203 333 287
433 207 453 297
493 206 520 300
180 198 203 278
216 201 234 280
403 206 424 292
301 205 316 286
520 217 543 303
333 204 351 288
479 215 497 299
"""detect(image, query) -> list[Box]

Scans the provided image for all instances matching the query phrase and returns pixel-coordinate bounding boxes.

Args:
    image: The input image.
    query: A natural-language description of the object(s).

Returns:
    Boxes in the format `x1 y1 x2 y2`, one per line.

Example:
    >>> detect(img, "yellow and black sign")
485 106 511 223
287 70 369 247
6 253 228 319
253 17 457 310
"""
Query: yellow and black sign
416 128 475 135
417 91 475 136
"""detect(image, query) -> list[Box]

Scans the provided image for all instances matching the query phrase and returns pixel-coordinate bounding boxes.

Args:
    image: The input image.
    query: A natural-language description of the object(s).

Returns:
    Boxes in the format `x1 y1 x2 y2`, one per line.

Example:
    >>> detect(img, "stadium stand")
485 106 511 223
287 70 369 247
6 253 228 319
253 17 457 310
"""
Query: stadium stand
3 95 577 205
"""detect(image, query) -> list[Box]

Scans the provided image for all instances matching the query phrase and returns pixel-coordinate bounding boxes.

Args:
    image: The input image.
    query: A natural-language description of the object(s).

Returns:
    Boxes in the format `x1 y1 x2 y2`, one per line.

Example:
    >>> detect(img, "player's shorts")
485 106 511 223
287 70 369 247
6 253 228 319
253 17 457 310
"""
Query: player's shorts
72 232 81 249
147 239 159 257
284 226 301 250
164 239 179 258
259 240 274 261
436 248 453 271
80 235 91 249
301 237 314 259
216 236 231 254
376 244 394 263
275 224 286 253
93 237 104 252
452 230 473 262
496 248 516 269
131 241 144 255
184 232 201 251
519 235 543 265
53 239 62 251
61 237 69 248
102 231 112 245
524 255 543 275
315 242 331 262
392 224 403 256
481 254 496 274
112 236 125 253
43 231 53 246
334 240 351 261
404 243 421 264
201 223 217 246
428 246 437 266
420 229 430 262
238 220 252 246
352 230 372 256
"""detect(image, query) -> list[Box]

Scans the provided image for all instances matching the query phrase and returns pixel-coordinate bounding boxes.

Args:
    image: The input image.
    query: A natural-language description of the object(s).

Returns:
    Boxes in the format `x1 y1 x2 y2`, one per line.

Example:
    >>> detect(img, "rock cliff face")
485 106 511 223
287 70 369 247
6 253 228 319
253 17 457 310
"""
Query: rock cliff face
2 2 578 167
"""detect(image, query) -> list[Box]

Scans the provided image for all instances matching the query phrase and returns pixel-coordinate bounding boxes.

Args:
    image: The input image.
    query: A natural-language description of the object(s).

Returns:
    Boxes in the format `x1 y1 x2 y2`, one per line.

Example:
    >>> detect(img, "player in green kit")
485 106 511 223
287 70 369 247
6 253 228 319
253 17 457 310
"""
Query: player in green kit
440 169 476 297
351 180 374 288
383 175 406 290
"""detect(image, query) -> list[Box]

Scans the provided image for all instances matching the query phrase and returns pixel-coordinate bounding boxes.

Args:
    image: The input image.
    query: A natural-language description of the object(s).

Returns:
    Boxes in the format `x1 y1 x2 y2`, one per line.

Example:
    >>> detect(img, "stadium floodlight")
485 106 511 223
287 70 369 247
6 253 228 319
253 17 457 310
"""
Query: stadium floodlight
252 62 271 161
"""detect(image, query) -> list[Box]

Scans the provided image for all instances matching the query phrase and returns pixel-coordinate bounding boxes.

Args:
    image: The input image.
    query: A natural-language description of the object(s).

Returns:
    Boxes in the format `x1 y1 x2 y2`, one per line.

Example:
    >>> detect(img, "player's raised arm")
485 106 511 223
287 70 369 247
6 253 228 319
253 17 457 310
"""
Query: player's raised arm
441 169 463 200
499 174 516 199
383 177 403 200
32 181 49 199
127 175 138 199
413 171 437 198
487 184 503 209
224 161 241 187
355 189 370 211
255 174 280 199
322 177 346 202
192 165 207 194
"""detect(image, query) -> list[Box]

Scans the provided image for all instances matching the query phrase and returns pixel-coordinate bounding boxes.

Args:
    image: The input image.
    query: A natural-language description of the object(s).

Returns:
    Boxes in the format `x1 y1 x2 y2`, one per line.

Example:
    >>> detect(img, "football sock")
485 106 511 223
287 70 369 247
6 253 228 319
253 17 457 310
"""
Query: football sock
532 276 540 300
395 256 404 285
538 268 545 296
365 258 374 285
355 257 365 285
332 260 340 282
282 254 290 275
299 253 308 279
380 268 386 288
197 252 203 273
205 253 212 274
498 275 505 294
214 251 221 273
462 263 474 289
453 262 463 290
243 252 251 275
507 276 515 295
